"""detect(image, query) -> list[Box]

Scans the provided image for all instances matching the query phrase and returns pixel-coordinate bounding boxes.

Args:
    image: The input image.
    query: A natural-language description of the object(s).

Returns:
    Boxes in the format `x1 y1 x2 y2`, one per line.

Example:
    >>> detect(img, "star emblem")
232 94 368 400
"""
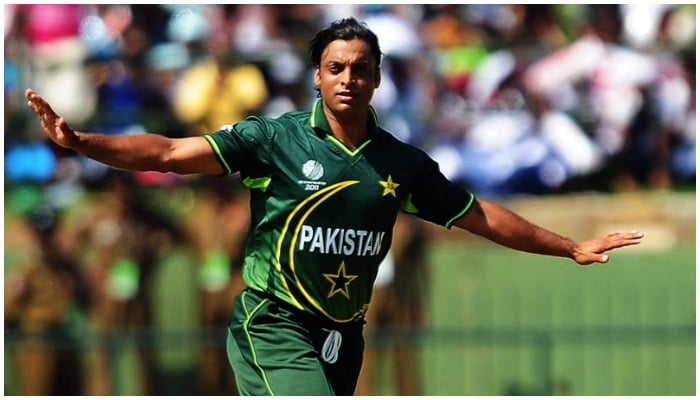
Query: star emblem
323 261 358 299
379 175 400 197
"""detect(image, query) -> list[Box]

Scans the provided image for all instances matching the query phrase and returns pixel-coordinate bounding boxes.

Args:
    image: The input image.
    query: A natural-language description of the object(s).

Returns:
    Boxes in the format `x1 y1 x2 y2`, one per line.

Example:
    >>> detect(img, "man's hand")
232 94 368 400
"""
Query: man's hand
26 88 79 149
573 230 645 265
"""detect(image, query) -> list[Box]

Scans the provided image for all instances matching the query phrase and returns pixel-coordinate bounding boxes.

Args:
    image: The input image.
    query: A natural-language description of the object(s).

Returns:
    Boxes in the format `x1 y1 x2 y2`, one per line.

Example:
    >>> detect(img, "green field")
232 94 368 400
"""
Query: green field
84 241 698 395
369 241 696 396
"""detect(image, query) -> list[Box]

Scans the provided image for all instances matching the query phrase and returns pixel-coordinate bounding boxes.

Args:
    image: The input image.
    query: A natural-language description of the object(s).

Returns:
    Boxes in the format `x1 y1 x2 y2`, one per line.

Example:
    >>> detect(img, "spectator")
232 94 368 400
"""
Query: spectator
185 176 250 395
171 6 270 134
72 173 187 395
16 4 96 127
5 205 91 395
522 5 658 190
364 5 437 146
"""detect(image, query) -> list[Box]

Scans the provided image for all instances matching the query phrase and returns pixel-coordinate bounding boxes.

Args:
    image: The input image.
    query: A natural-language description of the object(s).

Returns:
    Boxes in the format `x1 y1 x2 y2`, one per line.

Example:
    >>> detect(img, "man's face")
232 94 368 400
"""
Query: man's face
314 38 380 116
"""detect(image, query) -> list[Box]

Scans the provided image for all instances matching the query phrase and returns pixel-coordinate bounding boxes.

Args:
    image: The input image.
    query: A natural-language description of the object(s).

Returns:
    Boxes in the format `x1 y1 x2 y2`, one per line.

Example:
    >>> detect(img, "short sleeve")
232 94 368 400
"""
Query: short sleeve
204 116 274 175
405 154 475 229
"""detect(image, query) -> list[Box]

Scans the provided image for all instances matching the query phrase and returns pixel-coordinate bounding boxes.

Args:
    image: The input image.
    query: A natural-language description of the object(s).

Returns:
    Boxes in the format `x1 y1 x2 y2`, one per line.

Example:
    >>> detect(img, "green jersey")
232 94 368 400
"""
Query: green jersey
205 99 475 323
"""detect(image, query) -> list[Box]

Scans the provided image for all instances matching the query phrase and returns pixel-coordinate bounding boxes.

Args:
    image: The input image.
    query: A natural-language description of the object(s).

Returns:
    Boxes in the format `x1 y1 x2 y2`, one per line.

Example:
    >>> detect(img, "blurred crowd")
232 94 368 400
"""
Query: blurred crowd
4 5 696 195
3 4 696 396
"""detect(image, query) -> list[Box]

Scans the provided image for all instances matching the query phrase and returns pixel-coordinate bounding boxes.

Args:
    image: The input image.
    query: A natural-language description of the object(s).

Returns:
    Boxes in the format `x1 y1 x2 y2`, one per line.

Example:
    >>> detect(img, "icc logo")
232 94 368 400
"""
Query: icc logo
302 160 324 181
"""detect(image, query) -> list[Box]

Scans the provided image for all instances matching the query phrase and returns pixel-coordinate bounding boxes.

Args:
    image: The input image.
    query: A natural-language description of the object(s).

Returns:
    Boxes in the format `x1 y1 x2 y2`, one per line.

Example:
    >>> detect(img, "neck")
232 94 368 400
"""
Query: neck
322 104 368 150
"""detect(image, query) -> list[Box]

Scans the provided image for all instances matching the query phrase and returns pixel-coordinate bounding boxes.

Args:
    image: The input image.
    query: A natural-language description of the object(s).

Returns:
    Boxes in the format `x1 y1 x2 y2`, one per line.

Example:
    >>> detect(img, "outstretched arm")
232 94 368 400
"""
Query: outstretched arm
453 198 644 265
25 88 224 175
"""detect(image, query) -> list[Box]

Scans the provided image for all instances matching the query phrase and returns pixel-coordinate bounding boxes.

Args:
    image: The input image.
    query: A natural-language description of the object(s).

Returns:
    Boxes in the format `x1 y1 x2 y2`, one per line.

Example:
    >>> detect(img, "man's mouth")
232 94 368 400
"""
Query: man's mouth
337 91 356 101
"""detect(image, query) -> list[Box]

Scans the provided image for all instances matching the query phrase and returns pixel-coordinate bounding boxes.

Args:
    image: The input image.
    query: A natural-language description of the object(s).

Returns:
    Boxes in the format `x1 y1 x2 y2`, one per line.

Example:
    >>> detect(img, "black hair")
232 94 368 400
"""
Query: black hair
308 17 382 69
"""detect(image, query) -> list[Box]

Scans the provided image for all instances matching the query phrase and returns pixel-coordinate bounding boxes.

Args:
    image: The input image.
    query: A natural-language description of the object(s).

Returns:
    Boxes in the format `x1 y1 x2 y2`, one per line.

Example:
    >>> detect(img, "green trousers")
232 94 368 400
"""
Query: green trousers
226 289 365 395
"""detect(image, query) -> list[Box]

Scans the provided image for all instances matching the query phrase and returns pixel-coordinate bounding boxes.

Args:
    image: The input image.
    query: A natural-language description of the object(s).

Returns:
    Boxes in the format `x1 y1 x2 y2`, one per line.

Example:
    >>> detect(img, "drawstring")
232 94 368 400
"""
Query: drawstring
321 329 342 364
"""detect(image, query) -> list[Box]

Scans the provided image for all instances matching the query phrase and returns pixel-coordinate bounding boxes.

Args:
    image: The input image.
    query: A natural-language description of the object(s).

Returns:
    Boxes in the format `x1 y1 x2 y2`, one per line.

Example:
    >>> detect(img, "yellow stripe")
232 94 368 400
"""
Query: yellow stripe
241 291 275 395
310 98 320 128
288 181 359 322
326 135 371 157
204 135 232 174
275 181 358 310
445 193 476 228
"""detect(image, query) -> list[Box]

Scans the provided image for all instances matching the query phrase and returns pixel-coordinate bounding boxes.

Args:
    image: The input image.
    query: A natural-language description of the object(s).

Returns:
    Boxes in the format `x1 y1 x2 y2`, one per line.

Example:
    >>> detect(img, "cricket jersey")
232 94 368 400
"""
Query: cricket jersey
205 99 475 323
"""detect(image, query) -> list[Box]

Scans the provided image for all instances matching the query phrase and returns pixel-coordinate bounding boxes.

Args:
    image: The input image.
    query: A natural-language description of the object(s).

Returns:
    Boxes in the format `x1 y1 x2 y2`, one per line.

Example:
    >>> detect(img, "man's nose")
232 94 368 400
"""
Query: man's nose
340 68 356 85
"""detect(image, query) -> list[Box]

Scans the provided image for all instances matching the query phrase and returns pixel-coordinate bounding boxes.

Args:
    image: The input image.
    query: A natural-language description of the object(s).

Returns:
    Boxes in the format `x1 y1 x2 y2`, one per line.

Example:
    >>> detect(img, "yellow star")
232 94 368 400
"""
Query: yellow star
379 175 400 197
323 261 358 299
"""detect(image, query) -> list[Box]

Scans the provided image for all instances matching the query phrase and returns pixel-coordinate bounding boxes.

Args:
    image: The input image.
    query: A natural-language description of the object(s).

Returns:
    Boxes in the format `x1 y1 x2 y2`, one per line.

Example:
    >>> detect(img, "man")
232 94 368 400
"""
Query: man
26 17 644 396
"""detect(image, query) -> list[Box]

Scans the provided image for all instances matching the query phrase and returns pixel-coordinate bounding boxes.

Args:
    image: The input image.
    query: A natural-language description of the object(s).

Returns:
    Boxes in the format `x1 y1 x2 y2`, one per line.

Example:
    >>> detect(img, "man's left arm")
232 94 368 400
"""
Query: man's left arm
453 198 644 266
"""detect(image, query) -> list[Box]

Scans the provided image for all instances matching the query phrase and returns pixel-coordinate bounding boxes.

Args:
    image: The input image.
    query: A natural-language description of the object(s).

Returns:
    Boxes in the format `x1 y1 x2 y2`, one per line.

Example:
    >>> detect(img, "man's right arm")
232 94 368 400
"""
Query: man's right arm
70 132 224 175
26 88 225 175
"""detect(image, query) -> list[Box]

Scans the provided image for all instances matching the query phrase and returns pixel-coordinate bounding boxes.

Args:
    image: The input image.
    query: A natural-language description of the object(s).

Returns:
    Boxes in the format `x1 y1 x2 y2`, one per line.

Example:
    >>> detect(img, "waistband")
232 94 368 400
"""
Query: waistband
245 288 366 332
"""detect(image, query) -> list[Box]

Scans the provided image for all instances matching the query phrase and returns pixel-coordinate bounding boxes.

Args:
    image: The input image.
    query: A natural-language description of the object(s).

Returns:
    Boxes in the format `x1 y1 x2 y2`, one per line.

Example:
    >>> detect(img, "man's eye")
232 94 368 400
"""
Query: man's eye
354 66 369 74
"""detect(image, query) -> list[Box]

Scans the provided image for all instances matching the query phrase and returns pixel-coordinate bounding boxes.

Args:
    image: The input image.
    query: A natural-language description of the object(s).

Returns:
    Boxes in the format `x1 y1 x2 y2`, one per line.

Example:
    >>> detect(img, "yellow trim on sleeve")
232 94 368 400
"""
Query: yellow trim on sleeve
204 135 233 174
445 193 476 228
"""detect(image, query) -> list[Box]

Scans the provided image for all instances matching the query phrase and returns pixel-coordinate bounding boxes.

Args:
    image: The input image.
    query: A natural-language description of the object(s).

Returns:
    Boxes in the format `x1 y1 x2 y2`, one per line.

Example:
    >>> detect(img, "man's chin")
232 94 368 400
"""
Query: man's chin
335 99 364 112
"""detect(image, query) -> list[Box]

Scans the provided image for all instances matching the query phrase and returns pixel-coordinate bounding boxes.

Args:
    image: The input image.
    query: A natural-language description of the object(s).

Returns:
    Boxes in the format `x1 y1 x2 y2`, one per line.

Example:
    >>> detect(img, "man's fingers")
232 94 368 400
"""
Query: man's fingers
26 89 41 108
619 230 644 239
576 230 645 266
26 89 52 114
25 88 69 141
606 230 644 249
26 93 43 114
26 90 61 134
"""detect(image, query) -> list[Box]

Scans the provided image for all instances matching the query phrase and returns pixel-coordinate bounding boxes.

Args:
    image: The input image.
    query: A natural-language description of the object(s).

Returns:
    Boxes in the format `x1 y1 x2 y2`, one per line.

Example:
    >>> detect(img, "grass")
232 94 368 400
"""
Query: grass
411 241 696 396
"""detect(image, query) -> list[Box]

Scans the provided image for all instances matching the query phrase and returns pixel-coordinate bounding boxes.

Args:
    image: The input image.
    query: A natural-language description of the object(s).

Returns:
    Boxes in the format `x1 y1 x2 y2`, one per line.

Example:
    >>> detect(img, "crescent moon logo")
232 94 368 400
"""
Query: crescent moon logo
275 180 359 320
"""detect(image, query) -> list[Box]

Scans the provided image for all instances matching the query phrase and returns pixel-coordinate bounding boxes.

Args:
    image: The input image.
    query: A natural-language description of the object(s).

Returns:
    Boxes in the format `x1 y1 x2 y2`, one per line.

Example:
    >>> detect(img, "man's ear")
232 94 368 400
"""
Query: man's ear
374 67 381 89
314 67 321 89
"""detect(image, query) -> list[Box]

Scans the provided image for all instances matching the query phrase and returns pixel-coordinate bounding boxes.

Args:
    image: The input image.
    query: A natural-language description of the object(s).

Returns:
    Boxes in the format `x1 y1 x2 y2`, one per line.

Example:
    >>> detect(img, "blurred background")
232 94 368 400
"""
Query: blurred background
3 4 695 395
